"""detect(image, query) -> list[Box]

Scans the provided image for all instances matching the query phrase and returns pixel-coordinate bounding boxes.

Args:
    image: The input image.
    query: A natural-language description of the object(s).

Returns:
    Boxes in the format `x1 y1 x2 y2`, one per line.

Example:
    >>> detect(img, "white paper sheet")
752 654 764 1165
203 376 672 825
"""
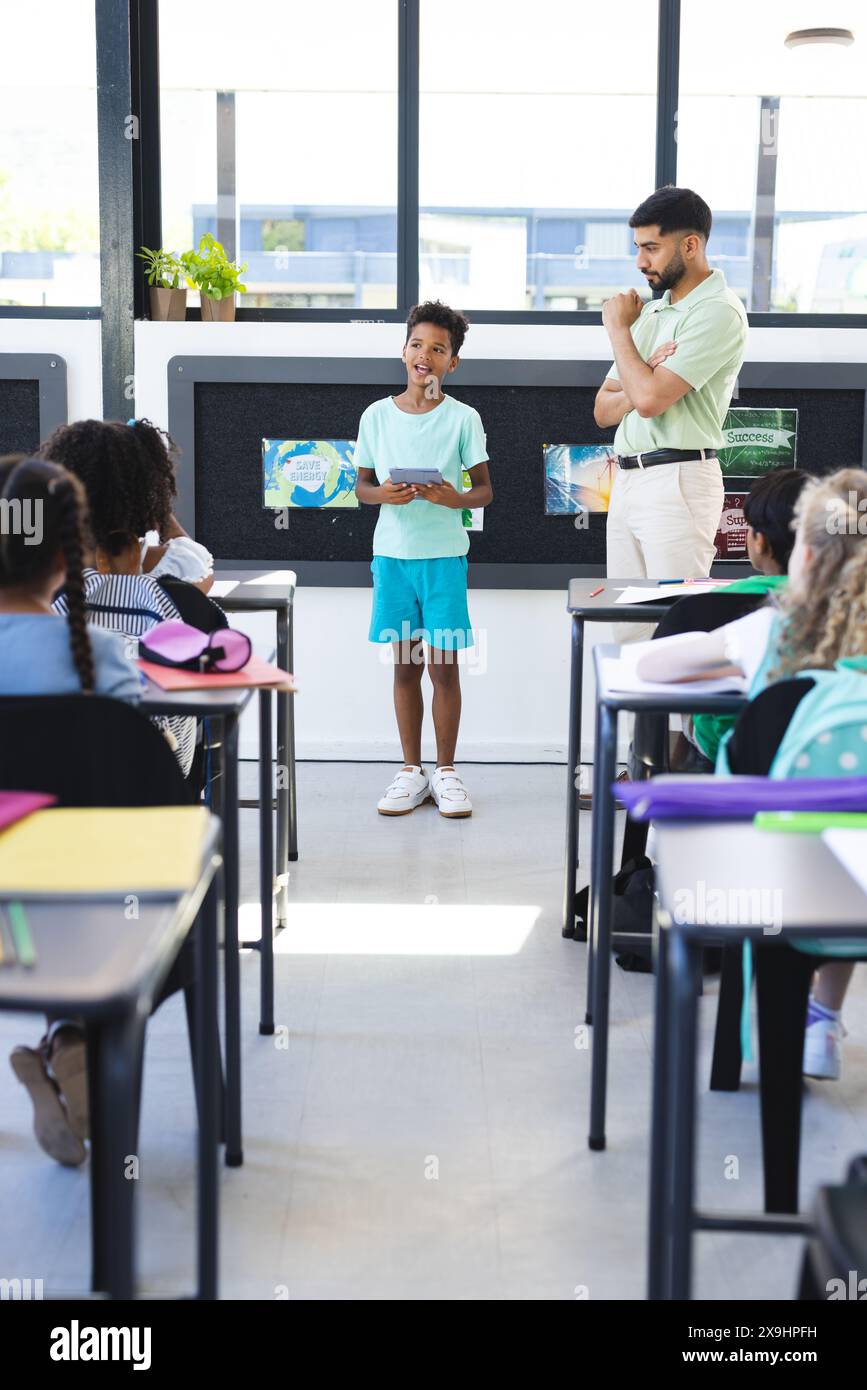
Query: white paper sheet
600 638 747 696
822 829 867 900
614 581 734 605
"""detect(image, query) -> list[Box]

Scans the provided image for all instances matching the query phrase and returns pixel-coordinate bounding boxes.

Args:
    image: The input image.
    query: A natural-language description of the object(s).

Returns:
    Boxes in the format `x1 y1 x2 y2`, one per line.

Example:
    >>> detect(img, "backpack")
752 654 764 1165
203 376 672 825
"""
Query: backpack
768 657 867 780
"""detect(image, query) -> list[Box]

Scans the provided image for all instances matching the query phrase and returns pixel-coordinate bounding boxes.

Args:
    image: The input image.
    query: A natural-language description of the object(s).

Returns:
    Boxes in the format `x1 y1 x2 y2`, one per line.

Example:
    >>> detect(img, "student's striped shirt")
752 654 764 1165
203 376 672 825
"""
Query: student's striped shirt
54 570 196 777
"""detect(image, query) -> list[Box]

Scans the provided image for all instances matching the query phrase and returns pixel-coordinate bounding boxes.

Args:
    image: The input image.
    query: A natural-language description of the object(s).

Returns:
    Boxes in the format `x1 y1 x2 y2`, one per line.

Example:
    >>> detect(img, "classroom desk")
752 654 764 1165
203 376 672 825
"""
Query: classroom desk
141 681 256 1167
562 580 674 937
650 823 867 1300
586 644 747 1153
212 573 298 927
0 818 222 1299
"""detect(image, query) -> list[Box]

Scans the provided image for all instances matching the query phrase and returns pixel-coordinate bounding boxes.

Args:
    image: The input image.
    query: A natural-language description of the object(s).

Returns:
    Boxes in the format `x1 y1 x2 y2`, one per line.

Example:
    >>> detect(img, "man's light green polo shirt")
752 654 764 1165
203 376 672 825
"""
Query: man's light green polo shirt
607 268 748 455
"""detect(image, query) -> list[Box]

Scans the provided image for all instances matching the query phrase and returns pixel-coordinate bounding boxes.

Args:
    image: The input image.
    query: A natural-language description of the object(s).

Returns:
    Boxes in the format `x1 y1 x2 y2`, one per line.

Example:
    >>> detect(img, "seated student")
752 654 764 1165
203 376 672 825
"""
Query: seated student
686 467 808 764
637 466 867 1080
0 455 140 1167
41 417 214 592
43 421 198 776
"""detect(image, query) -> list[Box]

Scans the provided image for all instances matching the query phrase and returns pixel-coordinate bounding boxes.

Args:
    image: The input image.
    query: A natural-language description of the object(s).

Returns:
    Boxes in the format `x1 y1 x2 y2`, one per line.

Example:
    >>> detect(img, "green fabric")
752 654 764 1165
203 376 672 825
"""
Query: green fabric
692 577 788 761
607 268 748 455
754 811 867 833
354 393 489 559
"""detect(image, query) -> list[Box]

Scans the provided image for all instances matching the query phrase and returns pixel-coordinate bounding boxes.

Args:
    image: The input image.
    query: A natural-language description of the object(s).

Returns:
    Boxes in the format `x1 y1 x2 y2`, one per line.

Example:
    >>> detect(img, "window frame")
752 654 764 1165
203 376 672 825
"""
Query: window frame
1 0 864 327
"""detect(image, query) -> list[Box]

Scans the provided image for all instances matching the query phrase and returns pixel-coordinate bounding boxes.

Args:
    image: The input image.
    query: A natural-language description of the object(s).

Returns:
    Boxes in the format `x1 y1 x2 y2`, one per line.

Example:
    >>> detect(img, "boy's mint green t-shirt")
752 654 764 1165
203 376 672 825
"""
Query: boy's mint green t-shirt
354 394 489 559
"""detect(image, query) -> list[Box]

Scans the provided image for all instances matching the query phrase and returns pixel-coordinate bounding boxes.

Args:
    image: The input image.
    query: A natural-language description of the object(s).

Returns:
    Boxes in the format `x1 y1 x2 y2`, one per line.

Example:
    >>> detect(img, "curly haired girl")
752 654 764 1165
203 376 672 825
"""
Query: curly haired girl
41 417 213 591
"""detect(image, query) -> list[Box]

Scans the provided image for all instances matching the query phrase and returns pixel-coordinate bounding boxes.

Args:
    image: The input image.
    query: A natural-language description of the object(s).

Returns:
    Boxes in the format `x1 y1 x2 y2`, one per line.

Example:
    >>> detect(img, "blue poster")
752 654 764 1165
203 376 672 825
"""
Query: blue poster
262 439 358 509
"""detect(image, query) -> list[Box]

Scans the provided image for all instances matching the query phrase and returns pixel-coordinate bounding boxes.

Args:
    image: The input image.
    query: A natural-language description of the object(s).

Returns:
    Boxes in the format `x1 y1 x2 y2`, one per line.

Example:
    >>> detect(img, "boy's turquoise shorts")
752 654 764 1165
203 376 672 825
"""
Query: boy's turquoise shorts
369 555 474 650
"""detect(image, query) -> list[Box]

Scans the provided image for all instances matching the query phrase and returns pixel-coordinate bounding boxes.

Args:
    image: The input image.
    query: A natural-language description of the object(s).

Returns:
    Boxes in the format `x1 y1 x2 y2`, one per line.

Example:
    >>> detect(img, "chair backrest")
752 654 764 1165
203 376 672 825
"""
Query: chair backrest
725 678 816 776
653 589 770 640
158 578 228 634
0 695 193 807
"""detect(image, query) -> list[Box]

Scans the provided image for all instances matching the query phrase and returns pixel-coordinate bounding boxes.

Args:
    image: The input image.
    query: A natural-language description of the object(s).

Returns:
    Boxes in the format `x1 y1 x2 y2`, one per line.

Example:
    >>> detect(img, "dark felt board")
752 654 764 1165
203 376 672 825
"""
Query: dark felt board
0 379 40 456
194 381 865 565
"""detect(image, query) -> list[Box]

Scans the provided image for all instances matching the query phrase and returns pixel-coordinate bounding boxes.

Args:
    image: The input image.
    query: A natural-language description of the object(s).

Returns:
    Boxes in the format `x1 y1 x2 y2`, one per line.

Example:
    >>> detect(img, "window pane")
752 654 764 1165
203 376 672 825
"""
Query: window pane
419 0 656 311
159 2 398 310
0 2 99 307
677 0 867 313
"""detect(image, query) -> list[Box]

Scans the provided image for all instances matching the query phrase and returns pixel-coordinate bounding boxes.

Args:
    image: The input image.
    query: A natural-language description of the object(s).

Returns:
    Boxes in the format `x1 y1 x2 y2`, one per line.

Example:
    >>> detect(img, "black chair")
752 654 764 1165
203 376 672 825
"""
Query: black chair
798 1156 867 1299
157 578 228 798
157 578 228 634
0 695 224 1275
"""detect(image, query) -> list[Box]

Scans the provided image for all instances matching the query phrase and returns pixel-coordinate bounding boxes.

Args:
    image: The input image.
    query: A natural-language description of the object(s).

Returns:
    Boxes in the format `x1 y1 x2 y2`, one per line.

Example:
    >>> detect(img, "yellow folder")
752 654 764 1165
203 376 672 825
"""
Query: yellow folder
0 806 211 896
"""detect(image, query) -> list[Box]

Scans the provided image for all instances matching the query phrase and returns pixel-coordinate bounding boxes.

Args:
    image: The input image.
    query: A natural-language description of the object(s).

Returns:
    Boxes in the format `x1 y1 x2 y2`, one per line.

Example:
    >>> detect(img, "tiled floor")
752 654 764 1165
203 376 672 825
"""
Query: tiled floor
1 762 865 1300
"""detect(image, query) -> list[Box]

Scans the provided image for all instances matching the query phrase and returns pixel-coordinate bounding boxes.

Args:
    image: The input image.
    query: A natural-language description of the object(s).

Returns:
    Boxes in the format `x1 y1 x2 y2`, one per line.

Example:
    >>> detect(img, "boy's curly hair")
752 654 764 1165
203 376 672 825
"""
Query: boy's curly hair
769 467 867 680
405 300 469 357
40 418 178 554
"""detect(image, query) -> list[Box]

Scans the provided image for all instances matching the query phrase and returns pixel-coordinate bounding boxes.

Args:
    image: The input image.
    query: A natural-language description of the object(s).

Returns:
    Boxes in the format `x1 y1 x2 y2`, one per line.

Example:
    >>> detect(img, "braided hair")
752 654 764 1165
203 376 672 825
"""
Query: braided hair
0 454 96 692
40 417 178 551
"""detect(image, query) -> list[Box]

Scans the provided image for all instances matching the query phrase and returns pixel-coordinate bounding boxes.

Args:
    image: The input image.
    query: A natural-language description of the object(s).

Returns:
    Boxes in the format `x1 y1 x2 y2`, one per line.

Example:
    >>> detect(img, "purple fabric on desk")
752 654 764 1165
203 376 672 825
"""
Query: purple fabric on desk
617 776 867 821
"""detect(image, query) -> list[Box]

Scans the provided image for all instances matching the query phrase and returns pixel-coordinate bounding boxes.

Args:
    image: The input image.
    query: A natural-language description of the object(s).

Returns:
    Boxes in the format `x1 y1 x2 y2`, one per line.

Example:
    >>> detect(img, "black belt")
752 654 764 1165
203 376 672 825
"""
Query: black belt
617 448 718 470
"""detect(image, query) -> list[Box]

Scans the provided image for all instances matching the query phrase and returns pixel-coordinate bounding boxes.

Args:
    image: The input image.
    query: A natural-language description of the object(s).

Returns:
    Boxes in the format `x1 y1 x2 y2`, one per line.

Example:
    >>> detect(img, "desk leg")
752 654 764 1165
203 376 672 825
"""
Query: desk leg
647 917 671 1300
88 1012 144 1299
588 701 617 1151
223 713 243 1167
668 929 700 1301
276 607 296 932
562 615 584 937
258 688 275 1035
196 869 221 1299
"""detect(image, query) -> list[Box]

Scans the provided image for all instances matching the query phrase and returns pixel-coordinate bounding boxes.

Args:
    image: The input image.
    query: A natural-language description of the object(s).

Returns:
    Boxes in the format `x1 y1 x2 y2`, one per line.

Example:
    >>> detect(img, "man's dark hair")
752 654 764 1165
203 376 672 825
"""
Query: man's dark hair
629 187 712 242
743 467 810 570
405 300 469 357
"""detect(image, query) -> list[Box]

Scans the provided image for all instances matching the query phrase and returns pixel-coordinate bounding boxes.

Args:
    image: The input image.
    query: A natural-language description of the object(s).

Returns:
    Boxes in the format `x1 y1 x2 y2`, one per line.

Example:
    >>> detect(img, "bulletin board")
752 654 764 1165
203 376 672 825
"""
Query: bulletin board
167 356 867 589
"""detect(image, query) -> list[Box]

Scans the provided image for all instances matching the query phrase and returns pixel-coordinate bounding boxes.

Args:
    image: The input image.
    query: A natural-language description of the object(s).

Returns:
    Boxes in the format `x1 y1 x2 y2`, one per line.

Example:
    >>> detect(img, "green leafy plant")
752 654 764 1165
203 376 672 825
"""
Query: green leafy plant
137 246 185 289
182 233 247 301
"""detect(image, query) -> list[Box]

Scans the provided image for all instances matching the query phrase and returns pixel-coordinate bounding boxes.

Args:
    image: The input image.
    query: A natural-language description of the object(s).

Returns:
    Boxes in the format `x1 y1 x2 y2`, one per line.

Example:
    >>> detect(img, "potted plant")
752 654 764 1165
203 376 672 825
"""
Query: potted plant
138 246 187 320
182 233 248 321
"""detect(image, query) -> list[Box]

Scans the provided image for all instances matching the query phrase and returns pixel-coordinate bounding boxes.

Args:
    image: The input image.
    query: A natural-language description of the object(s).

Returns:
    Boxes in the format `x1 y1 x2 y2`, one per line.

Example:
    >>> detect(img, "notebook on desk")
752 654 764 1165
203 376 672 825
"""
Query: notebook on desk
138 654 296 692
0 805 212 898
600 638 747 697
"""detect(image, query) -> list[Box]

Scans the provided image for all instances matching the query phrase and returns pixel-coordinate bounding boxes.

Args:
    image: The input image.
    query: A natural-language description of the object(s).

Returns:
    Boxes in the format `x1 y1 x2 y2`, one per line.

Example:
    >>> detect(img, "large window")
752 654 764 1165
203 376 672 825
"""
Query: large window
0 1 99 307
677 0 867 314
159 1 399 310
418 0 657 311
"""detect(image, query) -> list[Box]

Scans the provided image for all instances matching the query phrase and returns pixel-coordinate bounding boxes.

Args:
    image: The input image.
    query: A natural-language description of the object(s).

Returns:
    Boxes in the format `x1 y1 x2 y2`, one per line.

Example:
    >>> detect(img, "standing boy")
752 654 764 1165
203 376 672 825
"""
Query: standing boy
354 300 493 817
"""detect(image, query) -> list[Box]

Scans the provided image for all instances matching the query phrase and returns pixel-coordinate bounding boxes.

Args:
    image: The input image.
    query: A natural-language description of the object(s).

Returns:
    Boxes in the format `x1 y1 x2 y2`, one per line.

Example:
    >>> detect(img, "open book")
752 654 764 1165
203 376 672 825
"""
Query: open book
600 637 747 697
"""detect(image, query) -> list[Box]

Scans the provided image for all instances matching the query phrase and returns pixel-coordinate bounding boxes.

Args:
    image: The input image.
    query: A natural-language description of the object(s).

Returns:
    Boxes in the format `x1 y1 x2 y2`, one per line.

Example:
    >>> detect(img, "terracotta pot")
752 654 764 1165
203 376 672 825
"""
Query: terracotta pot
149 286 187 321
199 293 236 322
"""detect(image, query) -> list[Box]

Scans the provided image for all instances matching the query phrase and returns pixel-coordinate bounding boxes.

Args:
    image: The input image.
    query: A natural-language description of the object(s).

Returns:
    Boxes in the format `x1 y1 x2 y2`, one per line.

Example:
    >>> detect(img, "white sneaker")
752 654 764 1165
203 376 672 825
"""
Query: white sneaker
803 1010 843 1080
377 765 430 816
430 766 472 818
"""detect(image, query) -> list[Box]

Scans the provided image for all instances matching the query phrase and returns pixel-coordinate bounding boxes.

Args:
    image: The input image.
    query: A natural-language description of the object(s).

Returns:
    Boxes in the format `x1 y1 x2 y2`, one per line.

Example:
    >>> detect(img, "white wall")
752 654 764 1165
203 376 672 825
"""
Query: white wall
0 319 102 421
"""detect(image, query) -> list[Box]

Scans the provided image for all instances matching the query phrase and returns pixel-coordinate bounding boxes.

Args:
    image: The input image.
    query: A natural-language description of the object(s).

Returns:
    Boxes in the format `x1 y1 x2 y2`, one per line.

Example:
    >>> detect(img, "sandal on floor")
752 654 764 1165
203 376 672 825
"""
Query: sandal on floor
47 1029 89 1143
9 1041 87 1167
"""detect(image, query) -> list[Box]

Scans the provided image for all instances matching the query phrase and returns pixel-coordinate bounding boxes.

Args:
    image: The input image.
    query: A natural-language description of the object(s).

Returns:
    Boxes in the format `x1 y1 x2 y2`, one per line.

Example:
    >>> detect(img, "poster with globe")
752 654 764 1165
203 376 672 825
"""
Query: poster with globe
262 439 358 509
